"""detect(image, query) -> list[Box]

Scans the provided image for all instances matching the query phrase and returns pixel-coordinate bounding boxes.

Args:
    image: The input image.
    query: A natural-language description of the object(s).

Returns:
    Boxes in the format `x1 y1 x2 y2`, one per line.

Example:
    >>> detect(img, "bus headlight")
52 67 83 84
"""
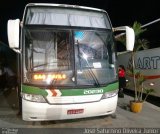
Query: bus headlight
101 90 118 99
22 93 46 103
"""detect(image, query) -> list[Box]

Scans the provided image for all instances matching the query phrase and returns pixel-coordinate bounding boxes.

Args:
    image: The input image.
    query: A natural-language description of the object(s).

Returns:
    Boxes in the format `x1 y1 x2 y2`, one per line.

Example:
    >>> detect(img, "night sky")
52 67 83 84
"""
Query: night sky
0 0 160 48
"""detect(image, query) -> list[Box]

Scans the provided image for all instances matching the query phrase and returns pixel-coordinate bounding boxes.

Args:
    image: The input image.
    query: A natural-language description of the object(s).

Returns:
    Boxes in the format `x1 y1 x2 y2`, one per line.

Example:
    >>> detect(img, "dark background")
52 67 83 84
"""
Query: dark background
0 0 160 48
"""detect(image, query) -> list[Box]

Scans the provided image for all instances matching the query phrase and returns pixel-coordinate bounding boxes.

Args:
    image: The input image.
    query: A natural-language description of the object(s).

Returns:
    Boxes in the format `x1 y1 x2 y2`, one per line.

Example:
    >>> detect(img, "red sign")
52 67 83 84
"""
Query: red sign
67 109 84 115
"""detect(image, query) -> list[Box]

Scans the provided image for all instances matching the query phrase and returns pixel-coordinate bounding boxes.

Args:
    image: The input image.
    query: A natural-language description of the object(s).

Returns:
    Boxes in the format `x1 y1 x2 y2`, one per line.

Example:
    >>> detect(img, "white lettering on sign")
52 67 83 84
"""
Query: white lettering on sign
84 89 103 95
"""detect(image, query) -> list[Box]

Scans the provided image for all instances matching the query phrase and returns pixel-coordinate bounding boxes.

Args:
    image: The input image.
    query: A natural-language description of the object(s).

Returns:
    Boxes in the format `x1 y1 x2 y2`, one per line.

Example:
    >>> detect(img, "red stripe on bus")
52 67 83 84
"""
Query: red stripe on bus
128 74 160 80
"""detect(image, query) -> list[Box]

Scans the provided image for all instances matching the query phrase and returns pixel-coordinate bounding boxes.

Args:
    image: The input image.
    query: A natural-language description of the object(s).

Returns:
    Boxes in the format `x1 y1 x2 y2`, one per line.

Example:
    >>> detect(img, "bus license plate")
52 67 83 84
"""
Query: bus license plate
67 109 84 114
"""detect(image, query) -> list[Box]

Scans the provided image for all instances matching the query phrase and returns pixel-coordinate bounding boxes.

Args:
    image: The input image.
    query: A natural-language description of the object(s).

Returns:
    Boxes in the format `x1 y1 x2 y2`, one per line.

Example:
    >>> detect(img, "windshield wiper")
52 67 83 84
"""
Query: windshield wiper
84 59 100 87
76 40 100 87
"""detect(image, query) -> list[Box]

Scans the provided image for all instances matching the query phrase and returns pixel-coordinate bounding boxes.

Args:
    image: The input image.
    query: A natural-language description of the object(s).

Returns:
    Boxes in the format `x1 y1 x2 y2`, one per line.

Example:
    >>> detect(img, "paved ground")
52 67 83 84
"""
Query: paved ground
0 88 160 134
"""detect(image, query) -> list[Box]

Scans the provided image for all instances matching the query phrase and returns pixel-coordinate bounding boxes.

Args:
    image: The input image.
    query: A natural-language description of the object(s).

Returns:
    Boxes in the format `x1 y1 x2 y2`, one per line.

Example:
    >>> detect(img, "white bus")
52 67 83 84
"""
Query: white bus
7 3 134 121
118 48 160 98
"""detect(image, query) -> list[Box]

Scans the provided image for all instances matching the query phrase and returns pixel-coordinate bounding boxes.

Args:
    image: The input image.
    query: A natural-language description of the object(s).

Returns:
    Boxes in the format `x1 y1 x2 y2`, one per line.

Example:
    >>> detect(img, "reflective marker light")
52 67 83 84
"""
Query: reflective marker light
33 73 66 81
149 82 155 86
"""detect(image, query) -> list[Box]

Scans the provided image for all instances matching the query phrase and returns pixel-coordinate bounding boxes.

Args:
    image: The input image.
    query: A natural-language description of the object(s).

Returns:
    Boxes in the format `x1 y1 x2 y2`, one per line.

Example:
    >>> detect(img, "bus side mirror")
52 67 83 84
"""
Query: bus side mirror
113 26 135 51
126 27 135 51
7 19 20 53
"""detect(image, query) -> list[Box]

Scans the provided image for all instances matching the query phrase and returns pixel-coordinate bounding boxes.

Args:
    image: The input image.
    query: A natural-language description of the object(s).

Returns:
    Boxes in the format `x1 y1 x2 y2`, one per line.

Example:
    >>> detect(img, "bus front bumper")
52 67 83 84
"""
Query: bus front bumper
22 95 118 121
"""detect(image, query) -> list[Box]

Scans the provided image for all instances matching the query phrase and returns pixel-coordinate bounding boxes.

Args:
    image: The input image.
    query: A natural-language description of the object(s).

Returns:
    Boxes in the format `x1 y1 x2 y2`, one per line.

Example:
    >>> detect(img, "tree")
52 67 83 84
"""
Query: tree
117 21 150 101
117 21 149 51
132 21 149 52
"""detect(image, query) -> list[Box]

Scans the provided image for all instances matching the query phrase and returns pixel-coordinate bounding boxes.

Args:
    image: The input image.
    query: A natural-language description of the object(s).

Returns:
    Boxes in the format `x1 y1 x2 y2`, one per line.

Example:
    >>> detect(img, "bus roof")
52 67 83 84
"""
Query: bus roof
23 3 111 29
25 3 107 13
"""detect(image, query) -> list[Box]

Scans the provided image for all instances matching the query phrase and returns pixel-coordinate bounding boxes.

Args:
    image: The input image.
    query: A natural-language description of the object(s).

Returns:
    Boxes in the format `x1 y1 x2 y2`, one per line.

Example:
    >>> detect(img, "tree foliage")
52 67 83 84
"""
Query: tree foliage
117 21 154 102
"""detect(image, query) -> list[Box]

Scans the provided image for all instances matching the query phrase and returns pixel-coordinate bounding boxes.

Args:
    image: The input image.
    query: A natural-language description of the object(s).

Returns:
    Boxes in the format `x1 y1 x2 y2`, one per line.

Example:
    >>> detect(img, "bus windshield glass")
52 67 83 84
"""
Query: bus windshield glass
23 27 117 87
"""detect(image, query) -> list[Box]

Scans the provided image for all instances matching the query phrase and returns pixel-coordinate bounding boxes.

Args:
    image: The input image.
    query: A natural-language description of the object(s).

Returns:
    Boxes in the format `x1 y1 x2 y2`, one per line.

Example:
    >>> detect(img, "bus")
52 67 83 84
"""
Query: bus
118 48 160 98
7 3 134 121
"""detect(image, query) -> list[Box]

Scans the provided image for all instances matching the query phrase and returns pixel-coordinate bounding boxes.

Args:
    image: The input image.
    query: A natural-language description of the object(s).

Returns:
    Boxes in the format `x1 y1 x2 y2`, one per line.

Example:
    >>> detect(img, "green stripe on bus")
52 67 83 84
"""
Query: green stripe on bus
22 85 48 96
60 82 118 96
22 82 118 96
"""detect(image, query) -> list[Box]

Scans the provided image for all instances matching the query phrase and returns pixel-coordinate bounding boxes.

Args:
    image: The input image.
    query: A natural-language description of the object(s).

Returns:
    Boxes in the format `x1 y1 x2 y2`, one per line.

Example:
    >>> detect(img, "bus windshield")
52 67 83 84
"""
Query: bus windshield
23 27 117 87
